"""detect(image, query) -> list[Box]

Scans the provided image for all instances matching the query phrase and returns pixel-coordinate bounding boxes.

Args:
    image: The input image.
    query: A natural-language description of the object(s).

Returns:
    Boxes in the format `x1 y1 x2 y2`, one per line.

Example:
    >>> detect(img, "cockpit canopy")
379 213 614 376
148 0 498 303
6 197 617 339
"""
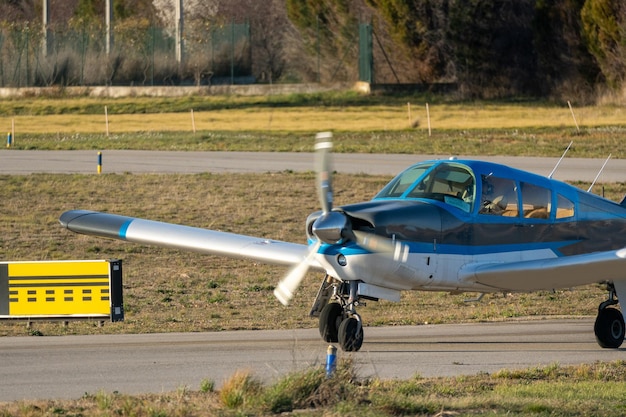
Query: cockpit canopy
374 159 588 221
375 160 476 213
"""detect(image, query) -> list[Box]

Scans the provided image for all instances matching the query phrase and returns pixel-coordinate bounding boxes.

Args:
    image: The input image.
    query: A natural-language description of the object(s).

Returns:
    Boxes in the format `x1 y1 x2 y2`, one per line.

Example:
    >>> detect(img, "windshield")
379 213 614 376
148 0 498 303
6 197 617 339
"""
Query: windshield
375 164 433 198
376 162 476 212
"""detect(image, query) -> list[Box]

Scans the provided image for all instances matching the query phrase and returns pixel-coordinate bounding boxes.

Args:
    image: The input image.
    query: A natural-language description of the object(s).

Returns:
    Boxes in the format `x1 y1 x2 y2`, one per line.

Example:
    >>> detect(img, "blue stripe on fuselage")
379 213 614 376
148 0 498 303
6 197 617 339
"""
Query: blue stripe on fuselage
314 239 578 258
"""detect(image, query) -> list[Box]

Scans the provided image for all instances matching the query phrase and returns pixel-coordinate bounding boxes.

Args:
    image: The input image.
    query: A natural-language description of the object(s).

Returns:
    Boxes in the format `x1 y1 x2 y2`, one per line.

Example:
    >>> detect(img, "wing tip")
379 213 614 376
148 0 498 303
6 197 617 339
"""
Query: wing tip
59 210 95 228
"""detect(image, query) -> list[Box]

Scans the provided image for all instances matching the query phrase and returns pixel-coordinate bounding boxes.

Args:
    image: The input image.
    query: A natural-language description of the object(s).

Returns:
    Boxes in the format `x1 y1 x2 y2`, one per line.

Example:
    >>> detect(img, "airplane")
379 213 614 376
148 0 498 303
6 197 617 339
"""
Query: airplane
59 132 626 352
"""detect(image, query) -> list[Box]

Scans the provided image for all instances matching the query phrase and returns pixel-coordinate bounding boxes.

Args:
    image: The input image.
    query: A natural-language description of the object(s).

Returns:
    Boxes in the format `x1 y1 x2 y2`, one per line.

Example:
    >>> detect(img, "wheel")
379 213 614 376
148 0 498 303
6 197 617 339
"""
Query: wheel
594 307 625 349
319 303 343 343
338 317 364 352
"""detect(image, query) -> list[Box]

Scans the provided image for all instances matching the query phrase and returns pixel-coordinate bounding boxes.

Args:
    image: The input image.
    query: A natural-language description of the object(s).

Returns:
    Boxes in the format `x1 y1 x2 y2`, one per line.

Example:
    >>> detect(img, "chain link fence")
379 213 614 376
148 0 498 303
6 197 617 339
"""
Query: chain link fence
0 22 251 87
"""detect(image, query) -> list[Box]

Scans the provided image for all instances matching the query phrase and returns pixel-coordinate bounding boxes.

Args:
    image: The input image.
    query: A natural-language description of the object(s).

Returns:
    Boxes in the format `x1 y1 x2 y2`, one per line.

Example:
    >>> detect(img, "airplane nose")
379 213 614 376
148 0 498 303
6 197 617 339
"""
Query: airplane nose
311 211 350 244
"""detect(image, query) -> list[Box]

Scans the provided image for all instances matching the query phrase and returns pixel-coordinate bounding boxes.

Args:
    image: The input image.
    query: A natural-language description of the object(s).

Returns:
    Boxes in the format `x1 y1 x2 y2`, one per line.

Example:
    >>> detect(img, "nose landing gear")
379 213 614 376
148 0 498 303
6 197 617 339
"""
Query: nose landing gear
314 278 364 352
594 283 625 349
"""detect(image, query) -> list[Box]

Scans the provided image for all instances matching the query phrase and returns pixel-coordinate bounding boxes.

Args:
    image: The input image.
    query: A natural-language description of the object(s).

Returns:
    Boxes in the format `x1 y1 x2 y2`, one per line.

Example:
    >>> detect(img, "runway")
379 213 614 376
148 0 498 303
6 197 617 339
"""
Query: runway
0 149 624 182
2 318 624 402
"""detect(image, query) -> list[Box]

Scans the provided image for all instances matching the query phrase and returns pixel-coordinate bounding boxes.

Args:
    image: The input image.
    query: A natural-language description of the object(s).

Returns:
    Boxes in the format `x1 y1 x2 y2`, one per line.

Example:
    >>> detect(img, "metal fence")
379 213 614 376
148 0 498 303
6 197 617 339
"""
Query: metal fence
0 19 405 88
0 22 250 87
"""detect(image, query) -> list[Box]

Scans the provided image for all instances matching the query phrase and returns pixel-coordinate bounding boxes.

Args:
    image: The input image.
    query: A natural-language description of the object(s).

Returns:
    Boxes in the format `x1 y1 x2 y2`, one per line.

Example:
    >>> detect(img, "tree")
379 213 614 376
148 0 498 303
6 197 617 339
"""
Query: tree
286 0 361 82
211 0 293 81
364 0 451 82
533 0 599 99
447 0 538 97
581 0 626 88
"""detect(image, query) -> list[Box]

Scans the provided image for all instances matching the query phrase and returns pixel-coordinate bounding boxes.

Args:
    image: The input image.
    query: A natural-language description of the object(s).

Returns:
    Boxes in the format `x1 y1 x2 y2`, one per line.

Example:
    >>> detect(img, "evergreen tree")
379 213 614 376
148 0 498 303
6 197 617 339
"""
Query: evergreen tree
581 0 626 88
447 0 538 97
533 0 599 98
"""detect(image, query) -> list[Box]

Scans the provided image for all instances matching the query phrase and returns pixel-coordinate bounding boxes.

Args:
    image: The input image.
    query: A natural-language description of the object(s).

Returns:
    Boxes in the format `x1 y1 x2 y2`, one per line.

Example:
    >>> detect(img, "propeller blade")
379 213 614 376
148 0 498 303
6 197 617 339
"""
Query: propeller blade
274 241 321 305
315 132 334 214
353 230 410 262
275 132 332 306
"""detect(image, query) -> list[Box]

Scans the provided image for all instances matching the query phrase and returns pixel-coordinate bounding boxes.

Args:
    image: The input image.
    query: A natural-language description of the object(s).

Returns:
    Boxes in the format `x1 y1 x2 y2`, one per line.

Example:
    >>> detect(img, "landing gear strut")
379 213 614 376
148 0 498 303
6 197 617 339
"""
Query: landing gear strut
314 278 364 352
594 283 625 349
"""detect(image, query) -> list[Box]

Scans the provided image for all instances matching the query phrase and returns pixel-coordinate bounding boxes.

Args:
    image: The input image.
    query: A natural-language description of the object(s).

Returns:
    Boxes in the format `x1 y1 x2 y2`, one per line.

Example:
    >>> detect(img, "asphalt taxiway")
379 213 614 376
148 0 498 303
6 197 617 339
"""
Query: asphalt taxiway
2 319 624 402
0 150 624 182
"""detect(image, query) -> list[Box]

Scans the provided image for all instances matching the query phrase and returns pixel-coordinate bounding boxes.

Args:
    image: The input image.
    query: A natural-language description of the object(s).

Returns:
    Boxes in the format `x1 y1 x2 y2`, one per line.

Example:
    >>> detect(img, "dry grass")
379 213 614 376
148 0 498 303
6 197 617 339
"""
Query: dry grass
1 360 626 416
2 102 626 134
0 172 622 337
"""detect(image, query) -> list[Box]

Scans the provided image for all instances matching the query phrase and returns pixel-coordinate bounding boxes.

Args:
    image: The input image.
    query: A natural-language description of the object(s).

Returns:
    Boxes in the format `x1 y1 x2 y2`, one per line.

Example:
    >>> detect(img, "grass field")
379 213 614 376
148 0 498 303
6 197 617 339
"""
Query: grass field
3 102 626 133
1 92 624 158
2 360 626 416
0 172 620 338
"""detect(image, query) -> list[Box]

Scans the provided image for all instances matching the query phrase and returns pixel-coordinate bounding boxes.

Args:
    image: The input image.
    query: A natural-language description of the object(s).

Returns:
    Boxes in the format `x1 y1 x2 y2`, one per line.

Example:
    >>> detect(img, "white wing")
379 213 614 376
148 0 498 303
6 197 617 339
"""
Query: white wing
60 210 317 268
460 248 626 291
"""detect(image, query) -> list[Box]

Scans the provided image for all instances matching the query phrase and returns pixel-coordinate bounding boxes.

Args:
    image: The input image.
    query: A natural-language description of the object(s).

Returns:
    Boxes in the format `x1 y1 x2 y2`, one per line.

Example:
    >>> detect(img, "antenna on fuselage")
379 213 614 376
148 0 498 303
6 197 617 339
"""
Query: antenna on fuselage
548 141 573 179
587 154 612 193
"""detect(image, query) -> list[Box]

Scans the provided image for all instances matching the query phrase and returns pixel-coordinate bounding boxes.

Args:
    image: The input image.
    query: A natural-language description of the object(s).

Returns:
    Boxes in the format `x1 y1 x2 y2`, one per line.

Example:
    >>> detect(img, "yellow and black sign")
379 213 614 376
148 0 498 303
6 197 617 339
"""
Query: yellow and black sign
0 259 123 321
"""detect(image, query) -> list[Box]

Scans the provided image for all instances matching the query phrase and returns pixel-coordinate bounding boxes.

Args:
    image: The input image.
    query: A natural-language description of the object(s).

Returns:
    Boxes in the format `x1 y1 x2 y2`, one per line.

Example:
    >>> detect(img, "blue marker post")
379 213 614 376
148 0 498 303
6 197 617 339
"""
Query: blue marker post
325 345 337 377
97 151 102 174
6 132 12 148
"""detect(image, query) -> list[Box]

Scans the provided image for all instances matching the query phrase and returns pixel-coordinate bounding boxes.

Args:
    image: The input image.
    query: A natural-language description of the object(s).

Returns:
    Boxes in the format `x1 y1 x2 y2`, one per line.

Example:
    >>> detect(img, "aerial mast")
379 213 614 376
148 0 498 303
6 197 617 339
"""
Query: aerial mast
105 0 114 55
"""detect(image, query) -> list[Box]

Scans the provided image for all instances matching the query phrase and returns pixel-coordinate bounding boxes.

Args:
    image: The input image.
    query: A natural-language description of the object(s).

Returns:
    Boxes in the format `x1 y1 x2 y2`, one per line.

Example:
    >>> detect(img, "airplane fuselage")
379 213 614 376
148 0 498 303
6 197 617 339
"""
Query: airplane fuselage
312 159 626 296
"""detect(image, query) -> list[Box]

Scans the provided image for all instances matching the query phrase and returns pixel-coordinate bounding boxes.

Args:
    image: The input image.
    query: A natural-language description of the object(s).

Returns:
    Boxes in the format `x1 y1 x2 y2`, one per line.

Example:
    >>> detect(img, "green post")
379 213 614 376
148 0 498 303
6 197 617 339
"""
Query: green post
358 23 373 83
317 15 321 83
230 22 235 85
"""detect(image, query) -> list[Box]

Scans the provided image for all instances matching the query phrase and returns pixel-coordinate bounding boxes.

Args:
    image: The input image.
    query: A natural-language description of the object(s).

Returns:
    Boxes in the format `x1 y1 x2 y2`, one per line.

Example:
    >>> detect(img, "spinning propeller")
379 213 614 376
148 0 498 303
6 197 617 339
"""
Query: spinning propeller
273 132 409 306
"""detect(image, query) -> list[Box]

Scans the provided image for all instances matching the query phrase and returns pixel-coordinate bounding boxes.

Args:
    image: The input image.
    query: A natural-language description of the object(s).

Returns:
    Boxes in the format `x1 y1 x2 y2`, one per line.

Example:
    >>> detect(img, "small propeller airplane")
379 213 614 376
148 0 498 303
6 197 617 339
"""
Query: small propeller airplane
60 132 626 352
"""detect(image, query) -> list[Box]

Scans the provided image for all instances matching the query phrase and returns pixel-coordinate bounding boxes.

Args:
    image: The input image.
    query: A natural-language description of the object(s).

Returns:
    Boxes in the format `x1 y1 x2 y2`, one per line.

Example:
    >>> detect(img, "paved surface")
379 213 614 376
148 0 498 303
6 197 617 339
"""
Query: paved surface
0 150 624 182
1 319 623 402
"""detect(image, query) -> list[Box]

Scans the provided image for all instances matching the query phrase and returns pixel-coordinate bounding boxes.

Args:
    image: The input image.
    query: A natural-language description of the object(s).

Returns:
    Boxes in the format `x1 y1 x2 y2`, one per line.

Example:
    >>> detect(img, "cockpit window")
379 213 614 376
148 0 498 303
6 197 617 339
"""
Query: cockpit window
376 162 475 212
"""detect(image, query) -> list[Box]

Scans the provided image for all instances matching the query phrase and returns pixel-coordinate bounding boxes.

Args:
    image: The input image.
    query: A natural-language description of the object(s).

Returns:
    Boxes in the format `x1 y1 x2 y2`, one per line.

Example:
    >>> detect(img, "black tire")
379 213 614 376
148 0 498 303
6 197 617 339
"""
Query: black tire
319 303 343 343
338 317 364 352
594 307 625 349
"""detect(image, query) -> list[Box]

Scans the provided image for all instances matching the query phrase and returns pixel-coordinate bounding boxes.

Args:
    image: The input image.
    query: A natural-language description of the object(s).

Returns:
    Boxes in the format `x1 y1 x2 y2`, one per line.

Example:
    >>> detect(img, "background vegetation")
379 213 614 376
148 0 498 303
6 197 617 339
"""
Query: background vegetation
1 0 625 100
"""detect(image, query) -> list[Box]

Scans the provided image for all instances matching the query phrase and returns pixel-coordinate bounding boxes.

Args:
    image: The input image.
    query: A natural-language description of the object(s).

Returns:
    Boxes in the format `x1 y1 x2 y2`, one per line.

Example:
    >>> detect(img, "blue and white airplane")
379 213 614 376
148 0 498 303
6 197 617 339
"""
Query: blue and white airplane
60 133 626 352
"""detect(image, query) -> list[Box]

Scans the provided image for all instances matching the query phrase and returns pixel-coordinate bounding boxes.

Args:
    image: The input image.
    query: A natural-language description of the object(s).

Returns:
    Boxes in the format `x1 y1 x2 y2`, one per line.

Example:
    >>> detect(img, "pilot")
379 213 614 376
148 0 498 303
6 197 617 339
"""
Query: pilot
480 177 507 215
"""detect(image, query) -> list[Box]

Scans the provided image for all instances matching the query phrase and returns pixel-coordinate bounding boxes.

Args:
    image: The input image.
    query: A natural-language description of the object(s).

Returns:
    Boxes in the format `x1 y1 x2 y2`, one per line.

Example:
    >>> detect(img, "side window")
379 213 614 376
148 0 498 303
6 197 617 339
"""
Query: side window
556 194 575 219
521 183 551 219
479 176 518 216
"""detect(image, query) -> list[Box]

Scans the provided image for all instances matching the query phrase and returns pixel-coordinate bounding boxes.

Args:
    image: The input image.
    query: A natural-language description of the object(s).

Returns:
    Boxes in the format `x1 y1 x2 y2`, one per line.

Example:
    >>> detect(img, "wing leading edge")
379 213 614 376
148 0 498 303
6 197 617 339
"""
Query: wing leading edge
59 210 314 267
460 248 626 292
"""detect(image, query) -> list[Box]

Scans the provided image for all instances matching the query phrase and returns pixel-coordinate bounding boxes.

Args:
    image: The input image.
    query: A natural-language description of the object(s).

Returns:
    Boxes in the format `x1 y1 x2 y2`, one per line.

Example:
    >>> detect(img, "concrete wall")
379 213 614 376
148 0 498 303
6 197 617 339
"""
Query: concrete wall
0 83 358 98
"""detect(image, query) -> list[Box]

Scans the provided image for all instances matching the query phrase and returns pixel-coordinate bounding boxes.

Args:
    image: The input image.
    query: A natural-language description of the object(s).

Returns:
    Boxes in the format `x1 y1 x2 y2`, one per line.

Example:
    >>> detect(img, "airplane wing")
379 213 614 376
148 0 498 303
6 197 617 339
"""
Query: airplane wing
460 248 626 291
59 210 317 268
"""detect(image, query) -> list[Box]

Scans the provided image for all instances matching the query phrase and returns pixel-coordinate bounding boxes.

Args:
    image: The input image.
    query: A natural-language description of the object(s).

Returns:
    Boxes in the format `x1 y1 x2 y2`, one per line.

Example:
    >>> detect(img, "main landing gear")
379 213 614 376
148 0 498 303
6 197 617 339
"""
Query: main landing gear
594 282 625 349
312 277 364 352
